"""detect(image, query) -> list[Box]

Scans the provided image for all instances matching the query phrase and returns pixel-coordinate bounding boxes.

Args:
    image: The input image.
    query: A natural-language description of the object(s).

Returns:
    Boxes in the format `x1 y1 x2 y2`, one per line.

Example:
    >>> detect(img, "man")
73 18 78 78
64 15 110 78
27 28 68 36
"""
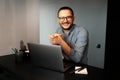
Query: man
49 6 89 64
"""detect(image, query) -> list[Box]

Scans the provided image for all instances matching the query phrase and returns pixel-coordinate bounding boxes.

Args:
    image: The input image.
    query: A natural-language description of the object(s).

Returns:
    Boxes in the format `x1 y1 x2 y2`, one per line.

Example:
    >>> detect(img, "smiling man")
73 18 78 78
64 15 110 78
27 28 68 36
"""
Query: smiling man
49 6 89 64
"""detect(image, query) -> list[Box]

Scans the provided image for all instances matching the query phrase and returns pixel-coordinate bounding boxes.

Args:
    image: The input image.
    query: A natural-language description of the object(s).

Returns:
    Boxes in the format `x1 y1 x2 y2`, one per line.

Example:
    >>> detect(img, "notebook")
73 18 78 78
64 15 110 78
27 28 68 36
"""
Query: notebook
27 43 74 72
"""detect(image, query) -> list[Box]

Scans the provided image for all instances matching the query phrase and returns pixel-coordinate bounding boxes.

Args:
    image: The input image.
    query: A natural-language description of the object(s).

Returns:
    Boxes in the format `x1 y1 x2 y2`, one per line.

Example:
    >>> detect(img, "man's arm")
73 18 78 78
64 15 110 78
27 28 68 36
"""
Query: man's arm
49 34 71 57
49 29 88 64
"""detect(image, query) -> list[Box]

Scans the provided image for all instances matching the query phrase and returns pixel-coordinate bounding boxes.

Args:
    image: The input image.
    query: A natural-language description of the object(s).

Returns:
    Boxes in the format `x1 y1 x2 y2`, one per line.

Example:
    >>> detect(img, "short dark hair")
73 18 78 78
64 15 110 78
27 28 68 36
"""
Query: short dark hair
57 6 74 17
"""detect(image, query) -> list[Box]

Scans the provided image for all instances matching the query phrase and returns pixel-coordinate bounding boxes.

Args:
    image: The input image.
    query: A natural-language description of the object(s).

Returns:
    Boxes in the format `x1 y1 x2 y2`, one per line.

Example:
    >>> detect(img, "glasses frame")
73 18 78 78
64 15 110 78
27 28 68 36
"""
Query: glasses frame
58 16 73 21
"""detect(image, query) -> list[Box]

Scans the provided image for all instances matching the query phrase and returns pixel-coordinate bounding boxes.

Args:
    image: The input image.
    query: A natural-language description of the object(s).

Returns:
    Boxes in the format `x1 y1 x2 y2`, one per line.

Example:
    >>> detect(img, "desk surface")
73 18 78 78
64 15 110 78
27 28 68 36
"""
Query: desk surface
0 54 105 80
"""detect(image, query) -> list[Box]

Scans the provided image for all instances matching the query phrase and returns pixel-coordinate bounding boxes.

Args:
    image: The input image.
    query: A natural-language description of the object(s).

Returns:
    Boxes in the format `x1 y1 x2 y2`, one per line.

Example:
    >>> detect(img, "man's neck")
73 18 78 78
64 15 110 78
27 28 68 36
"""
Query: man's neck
64 30 70 35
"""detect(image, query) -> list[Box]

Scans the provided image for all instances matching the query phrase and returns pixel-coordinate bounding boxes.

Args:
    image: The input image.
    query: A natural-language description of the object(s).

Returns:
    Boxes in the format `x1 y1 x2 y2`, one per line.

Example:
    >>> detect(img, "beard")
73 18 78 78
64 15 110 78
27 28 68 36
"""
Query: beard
60 22 73 30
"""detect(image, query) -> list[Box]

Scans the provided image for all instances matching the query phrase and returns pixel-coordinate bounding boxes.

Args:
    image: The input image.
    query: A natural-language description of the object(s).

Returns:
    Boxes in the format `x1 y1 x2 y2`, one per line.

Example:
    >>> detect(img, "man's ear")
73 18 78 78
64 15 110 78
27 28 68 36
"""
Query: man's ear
73 16 75 22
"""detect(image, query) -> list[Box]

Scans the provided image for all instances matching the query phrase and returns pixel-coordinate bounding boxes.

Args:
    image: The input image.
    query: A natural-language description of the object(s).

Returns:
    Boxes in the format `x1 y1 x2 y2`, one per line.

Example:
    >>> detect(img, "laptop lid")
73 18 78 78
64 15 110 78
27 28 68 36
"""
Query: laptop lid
28 43 66 72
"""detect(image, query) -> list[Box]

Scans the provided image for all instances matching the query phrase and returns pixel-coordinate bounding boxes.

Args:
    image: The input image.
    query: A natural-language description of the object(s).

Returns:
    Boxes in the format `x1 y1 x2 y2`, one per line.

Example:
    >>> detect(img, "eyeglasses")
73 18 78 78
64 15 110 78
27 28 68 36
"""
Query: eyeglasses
58 16 73 21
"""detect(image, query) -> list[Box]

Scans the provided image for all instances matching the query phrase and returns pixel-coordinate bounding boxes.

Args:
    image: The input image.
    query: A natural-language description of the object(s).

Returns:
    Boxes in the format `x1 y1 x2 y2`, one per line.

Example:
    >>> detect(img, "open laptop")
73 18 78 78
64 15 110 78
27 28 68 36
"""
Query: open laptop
27 43 74 73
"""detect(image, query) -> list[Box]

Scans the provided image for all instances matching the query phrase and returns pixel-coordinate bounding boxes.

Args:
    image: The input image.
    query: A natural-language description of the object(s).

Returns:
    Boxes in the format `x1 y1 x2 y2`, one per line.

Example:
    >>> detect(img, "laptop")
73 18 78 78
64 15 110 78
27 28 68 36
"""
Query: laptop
27 43 74 72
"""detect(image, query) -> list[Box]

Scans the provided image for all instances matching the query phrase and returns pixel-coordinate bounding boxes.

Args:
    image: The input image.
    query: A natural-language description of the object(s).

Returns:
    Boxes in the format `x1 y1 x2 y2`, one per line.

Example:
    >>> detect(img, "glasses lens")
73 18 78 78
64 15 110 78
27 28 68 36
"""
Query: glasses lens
58 16 73 20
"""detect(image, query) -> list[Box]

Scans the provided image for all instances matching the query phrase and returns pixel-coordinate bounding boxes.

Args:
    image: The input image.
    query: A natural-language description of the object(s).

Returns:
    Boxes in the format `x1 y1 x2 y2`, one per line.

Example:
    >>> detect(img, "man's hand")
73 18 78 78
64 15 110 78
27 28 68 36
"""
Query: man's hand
49 33 71 57
49 34 62 45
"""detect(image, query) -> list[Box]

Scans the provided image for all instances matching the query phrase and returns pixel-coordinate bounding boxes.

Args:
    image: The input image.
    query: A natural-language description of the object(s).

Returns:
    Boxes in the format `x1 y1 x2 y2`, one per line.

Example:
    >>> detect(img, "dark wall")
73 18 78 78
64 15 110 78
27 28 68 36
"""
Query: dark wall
104 0 119 79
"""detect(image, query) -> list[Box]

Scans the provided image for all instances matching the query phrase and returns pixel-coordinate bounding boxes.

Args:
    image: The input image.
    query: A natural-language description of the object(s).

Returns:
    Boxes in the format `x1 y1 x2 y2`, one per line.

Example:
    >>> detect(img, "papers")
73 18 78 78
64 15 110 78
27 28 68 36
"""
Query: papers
75 66 88 75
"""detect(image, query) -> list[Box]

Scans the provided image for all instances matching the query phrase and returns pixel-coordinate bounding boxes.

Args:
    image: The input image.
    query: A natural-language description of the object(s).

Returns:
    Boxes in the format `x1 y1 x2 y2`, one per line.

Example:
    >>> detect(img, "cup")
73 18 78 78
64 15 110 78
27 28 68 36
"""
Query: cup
15 51 23 63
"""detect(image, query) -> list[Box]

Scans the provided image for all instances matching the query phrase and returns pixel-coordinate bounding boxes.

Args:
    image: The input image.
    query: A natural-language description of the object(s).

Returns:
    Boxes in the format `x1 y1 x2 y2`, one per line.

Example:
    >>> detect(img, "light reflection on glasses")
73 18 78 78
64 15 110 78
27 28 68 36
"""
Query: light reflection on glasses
58 16 73 21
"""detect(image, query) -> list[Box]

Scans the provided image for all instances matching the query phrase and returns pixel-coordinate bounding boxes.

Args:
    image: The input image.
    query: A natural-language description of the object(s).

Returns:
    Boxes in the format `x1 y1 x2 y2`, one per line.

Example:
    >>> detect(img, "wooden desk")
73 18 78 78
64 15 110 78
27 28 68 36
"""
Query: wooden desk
0 54 105 80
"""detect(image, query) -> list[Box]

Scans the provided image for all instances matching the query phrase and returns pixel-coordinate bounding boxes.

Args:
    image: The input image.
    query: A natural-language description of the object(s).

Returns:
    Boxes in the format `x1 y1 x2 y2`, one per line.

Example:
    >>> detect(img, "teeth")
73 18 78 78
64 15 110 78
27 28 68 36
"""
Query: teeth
64 24 68 26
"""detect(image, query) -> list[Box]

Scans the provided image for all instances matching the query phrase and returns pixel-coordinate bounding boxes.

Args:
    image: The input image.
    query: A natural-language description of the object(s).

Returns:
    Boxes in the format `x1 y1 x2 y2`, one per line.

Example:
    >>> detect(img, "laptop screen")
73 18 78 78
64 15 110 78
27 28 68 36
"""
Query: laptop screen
28 43 65 72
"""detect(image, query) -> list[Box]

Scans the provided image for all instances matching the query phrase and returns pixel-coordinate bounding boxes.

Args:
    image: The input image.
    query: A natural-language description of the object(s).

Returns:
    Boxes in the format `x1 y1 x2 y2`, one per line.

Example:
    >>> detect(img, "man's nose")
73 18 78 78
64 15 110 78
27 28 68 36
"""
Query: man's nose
64 18 68 22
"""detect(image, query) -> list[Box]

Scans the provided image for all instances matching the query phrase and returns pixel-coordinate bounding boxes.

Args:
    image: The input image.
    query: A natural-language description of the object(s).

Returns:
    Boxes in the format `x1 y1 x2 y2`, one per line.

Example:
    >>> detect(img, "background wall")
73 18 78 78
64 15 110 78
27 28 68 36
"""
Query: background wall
40 0 108 68
0 0 39 56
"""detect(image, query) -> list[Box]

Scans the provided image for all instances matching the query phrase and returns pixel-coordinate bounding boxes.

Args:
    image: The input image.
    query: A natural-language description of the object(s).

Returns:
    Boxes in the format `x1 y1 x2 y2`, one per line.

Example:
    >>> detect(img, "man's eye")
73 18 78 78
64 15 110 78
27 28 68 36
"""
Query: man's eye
59 17 64 19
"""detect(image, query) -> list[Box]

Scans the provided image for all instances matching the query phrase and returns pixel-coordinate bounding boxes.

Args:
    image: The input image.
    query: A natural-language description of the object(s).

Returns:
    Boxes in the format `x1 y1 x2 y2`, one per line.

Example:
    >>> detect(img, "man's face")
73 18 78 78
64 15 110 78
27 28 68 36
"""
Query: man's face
58 9 74 30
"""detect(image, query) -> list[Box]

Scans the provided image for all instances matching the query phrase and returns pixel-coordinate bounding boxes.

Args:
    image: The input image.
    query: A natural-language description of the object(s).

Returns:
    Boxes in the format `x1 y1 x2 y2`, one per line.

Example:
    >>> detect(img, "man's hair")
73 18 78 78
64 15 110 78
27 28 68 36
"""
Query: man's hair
57 6 74 17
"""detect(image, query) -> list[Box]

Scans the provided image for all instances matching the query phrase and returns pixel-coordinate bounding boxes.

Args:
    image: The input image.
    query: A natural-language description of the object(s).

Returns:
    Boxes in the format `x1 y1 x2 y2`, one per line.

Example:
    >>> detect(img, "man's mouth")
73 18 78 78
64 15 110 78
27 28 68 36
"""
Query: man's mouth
62 22 69 26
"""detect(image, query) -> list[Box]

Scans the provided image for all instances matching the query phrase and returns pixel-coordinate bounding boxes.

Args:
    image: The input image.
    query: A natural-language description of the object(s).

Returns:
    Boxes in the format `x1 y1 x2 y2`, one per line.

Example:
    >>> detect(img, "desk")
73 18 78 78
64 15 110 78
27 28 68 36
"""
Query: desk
0 54 105 80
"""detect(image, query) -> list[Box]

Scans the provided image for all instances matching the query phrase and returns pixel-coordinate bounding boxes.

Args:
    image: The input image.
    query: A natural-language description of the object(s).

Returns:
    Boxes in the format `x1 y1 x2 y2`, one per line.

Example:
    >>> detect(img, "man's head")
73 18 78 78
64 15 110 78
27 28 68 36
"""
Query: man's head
57 6 74 30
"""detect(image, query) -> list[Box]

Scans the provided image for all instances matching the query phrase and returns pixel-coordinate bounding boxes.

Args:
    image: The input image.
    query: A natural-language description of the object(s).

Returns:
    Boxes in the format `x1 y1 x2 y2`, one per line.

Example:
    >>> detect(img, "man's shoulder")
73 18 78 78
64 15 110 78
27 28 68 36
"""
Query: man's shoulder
74 25 88 37
74 24 87 32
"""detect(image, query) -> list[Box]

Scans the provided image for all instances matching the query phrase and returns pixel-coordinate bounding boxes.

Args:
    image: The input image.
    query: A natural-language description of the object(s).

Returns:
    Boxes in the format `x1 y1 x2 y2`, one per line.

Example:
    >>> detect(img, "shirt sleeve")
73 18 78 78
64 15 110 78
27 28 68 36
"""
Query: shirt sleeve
69 28 88 63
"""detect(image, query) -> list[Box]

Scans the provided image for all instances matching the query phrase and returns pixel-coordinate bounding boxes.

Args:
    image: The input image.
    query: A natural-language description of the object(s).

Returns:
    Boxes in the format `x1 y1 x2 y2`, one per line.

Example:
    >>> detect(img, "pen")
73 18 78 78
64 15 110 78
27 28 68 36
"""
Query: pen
77 67 84 72
69 67 84 74
75 67 84 72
